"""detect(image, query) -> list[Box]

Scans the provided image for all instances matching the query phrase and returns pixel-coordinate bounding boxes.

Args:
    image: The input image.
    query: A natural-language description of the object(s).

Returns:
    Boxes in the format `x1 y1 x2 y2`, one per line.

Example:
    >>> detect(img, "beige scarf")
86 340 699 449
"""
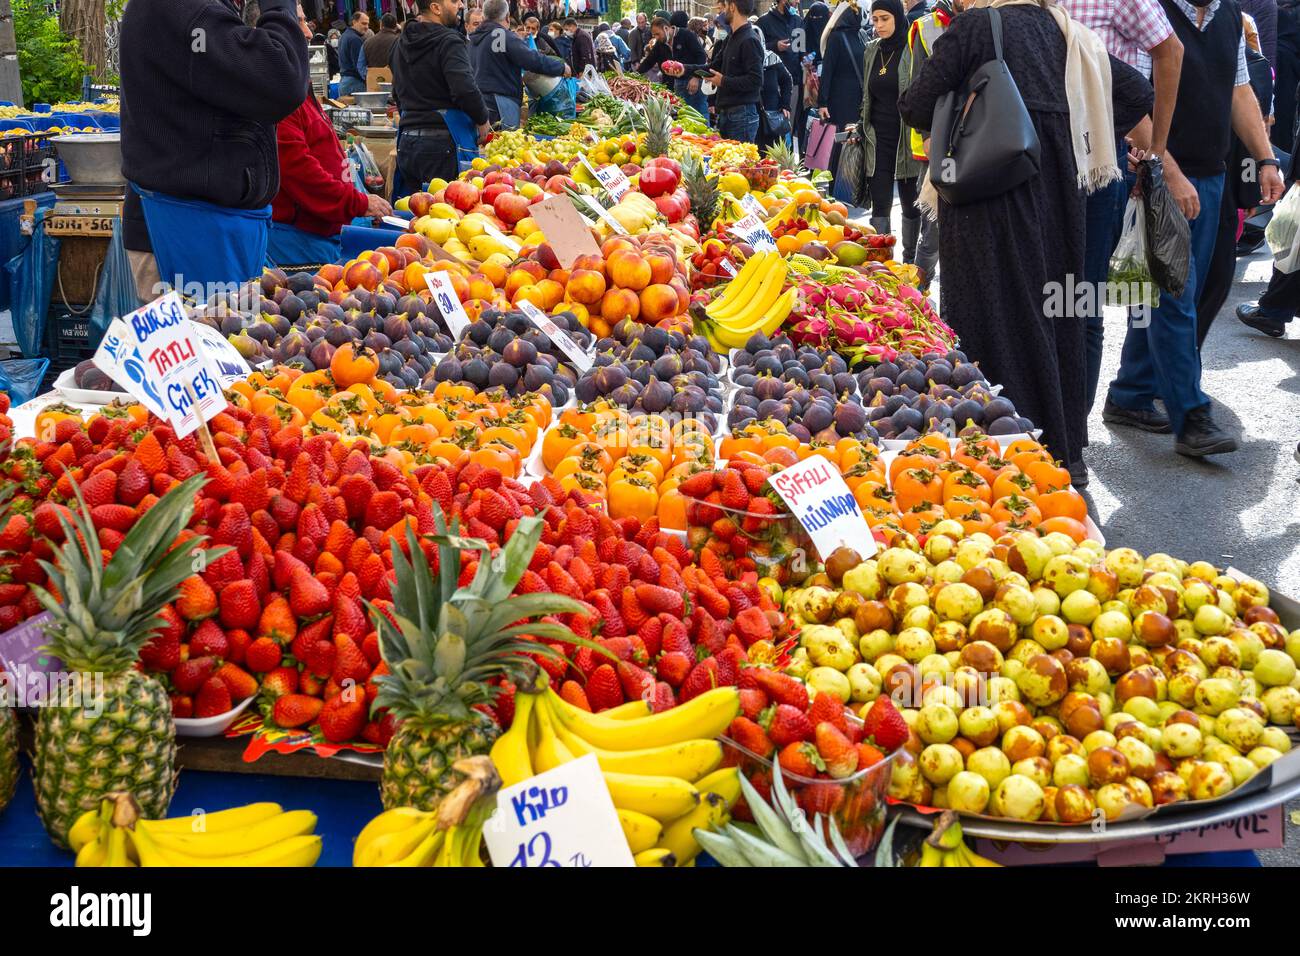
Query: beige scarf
916 0 1120 218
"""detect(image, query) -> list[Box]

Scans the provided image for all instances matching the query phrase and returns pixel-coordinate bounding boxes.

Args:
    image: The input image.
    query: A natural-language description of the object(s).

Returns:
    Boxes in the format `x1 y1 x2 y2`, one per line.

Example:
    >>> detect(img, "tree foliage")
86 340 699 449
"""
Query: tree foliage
14 0 93 106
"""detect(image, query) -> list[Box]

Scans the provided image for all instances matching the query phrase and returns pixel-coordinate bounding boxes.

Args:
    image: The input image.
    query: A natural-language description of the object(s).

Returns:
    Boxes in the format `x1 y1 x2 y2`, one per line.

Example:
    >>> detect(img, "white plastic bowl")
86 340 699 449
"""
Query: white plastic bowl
174 694 255 738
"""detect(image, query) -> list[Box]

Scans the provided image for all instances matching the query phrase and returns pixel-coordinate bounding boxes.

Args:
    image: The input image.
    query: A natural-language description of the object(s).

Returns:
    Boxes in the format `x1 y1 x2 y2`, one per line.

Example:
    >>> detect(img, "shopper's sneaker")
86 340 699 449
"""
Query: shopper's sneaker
1067 460 1089 489
1102 397 1171 434
1175 405 1238 457
1235 303 1288 338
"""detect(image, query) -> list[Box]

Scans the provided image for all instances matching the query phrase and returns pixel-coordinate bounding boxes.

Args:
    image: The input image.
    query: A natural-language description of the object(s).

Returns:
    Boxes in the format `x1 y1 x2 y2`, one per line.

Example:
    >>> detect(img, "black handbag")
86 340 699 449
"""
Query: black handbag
928 7 1040 205
760 105 792 139
834 33 869 206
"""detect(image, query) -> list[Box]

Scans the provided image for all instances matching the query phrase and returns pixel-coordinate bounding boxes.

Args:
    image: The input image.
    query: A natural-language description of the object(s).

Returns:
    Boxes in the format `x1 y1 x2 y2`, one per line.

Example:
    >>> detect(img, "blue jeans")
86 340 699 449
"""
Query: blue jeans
1109 172 1223 435
340 75 366 96
675 80 708 117
716 104 758 143
488 94 522 130
1082 175 1126 414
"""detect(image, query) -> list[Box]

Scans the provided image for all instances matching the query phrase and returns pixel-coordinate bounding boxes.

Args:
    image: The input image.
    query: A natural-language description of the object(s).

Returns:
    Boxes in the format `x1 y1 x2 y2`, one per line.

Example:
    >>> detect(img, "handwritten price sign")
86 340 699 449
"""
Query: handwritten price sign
727 213 777 252
424 271 472 341
516 300 593 372
581 156 632 200
482 755 634 867
769 455 876 561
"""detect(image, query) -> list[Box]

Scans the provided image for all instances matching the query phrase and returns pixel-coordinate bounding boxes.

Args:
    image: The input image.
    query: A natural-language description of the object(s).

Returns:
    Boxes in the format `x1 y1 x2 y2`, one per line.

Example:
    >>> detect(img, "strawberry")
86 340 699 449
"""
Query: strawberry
245 636 283 673
172 656 219 694
201 549 244 591
654 651 693 688
189 619 230 659
616 661 655 702
778 741 824 778
620 587 649 631
636 616 662 657
89 503 135 534
332 633 371 686
733 606 773 647
271 693 324 729
194 675 233 718
809 692 850 733
219 579 261 631
739 687 769 721
680 657 719 701
323 519 356 560
718 470 749 511
78 469 119 508
648 681 676 713
261 666 299 699
332 592 368 640
319 694 366 742
306 639 337 679
559 679 592 712
175 575 217 621
32 501 71 542
171 694 193 719
715 644 745 686
678 470 716 497
857 742 886 768
766 703 814 746
290 568 331 617
659 617 693 656
215 662 258 701
269 494 301 531
585 663 624 711
138 630 181 672
634 584 683 616
814 722 859 779
423 468 454 514
230 470 270 513
861 697 908 752
729 716 775 758
0 513 30 551
364 490 403 532
752 669 809 711
257 595 297 642
742 467 770 495
225 628 252 665
115 458 151 506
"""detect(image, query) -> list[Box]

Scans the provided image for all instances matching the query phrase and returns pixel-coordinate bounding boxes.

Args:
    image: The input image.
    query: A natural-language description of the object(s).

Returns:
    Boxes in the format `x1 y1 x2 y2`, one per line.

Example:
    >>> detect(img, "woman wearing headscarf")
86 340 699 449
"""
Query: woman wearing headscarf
816 2 865 190
899 0 1152 482
855 0 922 247
755 26 793 152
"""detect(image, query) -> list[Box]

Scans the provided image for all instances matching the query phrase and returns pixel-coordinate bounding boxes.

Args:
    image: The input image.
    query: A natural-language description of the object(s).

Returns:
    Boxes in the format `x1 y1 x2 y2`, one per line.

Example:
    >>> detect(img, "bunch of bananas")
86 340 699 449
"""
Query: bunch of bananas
490 685 743 867
916 811 1000 868
69 794 322 867
354 756 500 867
697 251 796 350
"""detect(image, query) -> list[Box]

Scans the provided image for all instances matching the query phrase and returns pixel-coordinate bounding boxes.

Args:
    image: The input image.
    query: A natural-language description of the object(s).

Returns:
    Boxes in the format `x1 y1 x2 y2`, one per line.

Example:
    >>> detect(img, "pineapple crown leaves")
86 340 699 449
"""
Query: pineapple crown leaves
369 505 608 727
31 473 231 672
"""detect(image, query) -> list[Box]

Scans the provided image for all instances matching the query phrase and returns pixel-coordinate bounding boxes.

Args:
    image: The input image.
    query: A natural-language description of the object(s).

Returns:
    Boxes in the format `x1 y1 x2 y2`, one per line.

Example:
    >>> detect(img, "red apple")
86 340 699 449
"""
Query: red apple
493 192 532 226
444 180 480 213
653 193 685 223
481 183 513 207
545 174 577 194
483 171 515 187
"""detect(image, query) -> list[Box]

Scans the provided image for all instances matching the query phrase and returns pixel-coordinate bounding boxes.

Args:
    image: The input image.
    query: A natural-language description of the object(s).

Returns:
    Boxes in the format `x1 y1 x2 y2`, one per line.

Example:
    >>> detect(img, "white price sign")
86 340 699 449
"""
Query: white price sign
482 755 635 868
516 300 593 372
381 215 413 231
739 192 767 219
424 271 472 341
719 258 738 277
768 455 876 561
580 156 632 200
92 293 226 438
483 222 522 254
186 320 252 387
579 195 629 236
728 213 777 252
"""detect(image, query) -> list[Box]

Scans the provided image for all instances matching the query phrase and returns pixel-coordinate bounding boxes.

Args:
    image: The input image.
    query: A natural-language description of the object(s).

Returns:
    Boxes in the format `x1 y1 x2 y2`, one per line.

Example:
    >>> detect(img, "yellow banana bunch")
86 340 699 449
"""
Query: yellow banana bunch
71 794 321 868
915 811 1000 868
489 686 742 865
700 253 793 349
354 756 500 867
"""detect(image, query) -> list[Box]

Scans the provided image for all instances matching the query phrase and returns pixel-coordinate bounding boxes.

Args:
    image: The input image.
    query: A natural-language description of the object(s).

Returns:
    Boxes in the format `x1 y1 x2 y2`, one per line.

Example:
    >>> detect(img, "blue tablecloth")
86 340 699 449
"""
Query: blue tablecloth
0 192 56 321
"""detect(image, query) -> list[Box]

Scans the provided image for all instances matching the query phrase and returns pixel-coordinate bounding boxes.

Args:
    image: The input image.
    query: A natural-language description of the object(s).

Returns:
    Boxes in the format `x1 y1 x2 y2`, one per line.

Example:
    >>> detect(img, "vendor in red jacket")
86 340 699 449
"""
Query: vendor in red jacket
268 6 392 266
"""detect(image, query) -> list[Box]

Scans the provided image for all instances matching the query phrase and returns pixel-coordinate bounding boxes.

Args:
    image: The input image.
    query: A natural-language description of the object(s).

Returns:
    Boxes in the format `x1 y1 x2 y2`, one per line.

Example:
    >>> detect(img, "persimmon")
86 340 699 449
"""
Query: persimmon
991 469 1038 502
618 451 665 484
609 475 659 521
889 451 942 487
894 467 943 511
720 432 763 458
907 433 952 460
1037 488 1088 523
330 343 378 388
559 470 607 499
942 468 992 505
763 446 799 468
900 505 946 536
469 444 518 478
1038 516 1089 543
944 495 990 520
553 455 606 481
542 423 585 472
564 441 614 475
1024 459 1071 493
657 487 687 530
991 494 1043 526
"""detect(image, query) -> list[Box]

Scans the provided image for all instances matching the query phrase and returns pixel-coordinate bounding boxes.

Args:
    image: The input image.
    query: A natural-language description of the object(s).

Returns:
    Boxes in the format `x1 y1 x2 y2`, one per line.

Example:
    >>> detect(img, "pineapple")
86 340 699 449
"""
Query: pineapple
373 512 586 812
642 94 672 160
681 150 720 232
765 140 809 180
30 474 227 847
0 702 15 815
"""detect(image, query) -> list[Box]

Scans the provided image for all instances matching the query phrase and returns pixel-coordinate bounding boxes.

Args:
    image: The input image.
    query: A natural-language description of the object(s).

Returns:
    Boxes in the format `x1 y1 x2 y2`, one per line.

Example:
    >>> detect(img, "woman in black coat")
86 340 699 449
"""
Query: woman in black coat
816 4 865 183
756 27 794 152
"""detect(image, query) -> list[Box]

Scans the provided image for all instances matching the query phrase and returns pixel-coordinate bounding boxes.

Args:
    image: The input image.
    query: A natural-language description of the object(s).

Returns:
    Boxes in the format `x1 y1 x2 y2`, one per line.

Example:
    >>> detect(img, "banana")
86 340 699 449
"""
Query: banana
709 285 797 349
957 843 1001 867
602 699 652 720
693 766 742 809
719 257 788 329
68 807 106 854
489 691 536 787
711 252 779 322
356 816 440 867
618 808 664 854
142 802 284 836
634 847 677 867
918 842 947 868
104 826 133 868
547 686 740 751
145 810 318 858
129 822 321 867
385 828 445 867
656 791 727 866
531 698 576 773
706 252 772 320
603 771 699 822
552 721 723 780
353 806 435 863
75 836 108 868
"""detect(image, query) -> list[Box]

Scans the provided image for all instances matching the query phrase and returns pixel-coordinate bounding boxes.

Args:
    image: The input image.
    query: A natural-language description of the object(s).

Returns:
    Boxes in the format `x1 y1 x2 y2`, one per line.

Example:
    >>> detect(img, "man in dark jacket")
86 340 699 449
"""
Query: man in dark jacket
120 0 308 302
756 0 804 142
392 0 490 189
361 13 401 76
471 0 567 128
707 0 764 142
339 10 369 94
628 12 651 61
564 18 597 75
637 13 709 114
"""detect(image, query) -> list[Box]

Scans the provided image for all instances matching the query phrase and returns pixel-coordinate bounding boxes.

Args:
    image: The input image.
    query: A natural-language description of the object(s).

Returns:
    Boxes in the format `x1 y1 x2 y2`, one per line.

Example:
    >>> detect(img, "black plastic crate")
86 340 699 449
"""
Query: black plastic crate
46 311 102 367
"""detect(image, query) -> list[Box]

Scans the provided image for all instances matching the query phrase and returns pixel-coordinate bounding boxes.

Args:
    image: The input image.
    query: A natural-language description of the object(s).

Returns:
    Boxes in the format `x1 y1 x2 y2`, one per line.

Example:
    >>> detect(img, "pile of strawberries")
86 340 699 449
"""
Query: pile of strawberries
727 680 907 784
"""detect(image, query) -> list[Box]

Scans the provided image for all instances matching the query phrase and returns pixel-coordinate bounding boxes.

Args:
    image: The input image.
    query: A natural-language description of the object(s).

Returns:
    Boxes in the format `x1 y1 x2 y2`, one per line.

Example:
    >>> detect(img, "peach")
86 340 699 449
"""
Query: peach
600 287 641 324
571 253 607 278
360 250 391 276
601 236 638 259
639 283 680 322
402 262 430 292
609 250 652 291
407 192 435 217
668 278 691 313
467 273 496 301
395 233 431 254
515 260 547 282
395 247 423 268
513 284 550 309
566 269 607 305
534 243 563 271
318 263 344 286
645 250 676 285
504 270 537 300
532 279 565 310
343 261 383 291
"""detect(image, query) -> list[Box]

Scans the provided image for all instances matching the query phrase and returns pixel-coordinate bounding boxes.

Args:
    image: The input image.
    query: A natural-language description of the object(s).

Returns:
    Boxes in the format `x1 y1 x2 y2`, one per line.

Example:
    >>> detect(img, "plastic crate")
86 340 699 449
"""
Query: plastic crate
45 311 103 368
0 132 61 195
325 107 374 136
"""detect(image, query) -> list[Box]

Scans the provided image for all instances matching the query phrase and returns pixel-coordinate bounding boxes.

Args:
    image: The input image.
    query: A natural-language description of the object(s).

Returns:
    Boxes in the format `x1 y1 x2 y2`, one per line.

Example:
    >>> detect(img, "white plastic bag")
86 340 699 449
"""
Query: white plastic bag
1107 197 1160 308
578 64 612 99
1265 184 1300 273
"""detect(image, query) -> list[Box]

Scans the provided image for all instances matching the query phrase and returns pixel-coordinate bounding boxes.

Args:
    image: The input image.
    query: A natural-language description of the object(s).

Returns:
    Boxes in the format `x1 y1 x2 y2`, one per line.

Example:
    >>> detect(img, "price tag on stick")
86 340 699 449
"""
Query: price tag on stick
728 213 778 252
186 320 252 387
769 455 876 561
516 300 593 372
424 271 472 341
580 156 632 200
482 755 635 867
739 192 767 220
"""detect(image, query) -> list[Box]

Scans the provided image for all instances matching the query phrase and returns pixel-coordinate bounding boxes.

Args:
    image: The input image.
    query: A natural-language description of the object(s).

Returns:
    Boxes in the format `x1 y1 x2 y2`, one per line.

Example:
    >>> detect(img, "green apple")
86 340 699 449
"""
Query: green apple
919 743 964 785
967 746 1012 789
1254 648 1297 688
1052 752 1090 788
946 770 990 814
